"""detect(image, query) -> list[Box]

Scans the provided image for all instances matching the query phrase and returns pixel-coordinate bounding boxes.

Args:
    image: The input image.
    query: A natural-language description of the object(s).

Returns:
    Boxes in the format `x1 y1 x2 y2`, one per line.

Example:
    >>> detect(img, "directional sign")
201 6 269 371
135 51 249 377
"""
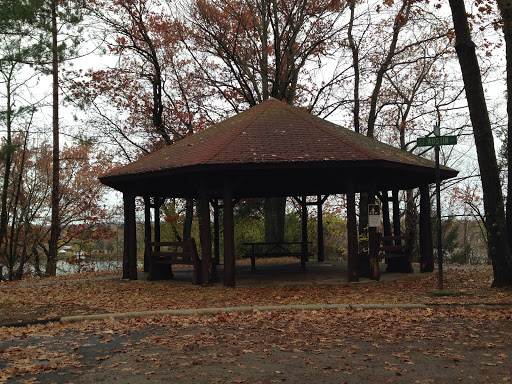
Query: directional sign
418 127 457 290
417 136 457 147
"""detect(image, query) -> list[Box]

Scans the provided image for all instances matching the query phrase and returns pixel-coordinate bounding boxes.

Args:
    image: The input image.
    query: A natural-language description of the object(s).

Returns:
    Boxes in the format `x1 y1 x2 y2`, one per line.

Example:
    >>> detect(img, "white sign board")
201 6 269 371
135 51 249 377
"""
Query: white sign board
368 204 381 228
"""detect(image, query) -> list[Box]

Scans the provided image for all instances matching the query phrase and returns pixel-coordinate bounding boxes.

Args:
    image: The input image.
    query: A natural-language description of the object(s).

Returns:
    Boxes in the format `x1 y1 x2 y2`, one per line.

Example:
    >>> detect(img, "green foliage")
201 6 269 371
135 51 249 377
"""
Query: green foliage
323 215 347 261
0 0 43 35
234 199 263 220
234 216 265 259
0 0 85 71
451 241 472 265
233 209 348 262
440 216 459 261
133 200 349 264
431 215 486 264
0 0 43 66
0 142 19 161
358 225 369 253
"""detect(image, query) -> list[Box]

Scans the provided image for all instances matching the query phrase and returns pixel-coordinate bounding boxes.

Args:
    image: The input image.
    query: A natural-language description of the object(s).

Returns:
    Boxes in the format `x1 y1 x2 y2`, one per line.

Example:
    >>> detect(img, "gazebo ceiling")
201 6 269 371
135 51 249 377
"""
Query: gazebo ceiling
99 98 458 197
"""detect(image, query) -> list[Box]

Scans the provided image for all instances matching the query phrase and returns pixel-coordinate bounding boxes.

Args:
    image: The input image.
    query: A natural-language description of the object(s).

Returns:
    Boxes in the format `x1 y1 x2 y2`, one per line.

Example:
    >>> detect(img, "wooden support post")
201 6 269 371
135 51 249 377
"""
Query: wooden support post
368 189 380 281
199 196 212 286
419 184 435 272
382 191 392 240
301 195 308 271
122 194 130 280
392 189 401 242
123 192 137 280
388 189 413 273
223 190 235 287
317 195 324 262
143 196 151 273
388 189 403 272
404 189 416 274
347 187 359 282
154 198 161 250
213 199 220 266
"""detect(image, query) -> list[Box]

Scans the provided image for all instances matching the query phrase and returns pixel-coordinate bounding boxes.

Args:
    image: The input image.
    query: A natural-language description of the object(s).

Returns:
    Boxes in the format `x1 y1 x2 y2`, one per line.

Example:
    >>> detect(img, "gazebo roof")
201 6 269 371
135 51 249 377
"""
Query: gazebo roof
100 98 457 197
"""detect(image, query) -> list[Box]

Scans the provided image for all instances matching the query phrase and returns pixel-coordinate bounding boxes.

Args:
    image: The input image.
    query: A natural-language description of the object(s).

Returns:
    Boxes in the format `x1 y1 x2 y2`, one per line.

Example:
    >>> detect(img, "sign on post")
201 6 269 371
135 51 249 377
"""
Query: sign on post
417 136 457 147
368 204 381 228
417 127 458 290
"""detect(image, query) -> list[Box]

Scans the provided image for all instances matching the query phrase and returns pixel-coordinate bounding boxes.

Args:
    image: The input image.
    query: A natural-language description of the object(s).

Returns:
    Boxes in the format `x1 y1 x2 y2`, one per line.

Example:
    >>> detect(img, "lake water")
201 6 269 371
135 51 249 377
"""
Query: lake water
56 259 122 275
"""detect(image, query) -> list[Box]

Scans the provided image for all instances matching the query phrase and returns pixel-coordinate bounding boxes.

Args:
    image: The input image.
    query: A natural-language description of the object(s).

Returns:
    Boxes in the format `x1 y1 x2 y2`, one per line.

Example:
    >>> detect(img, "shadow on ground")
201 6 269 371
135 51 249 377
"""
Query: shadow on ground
153 260 418 287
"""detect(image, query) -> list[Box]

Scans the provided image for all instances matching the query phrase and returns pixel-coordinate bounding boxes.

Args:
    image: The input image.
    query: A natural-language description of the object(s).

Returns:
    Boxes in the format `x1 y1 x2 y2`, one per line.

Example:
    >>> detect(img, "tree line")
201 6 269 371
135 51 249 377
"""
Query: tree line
0 0 511 286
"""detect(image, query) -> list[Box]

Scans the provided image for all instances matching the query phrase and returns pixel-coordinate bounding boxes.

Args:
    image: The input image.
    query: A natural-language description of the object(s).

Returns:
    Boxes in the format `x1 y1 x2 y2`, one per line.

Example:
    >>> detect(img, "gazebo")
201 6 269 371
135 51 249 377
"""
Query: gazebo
99 98 458 286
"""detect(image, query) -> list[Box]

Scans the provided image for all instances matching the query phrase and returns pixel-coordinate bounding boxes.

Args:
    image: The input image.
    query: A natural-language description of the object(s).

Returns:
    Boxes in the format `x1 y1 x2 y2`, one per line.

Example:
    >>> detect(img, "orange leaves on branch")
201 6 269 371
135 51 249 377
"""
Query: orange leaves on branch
164 214 181 223
395 12 407 25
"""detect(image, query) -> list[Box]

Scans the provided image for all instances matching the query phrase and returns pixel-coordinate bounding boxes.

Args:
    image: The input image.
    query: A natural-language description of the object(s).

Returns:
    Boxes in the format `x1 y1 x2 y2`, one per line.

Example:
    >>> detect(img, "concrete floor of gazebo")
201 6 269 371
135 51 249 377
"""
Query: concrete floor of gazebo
141 260 419 287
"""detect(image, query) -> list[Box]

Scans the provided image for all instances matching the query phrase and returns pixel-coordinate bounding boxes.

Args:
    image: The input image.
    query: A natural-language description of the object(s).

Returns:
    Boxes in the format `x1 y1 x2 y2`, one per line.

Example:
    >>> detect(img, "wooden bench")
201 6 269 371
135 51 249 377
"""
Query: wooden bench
243 241 313 271
146 238 201 284
378 234 411 259
359 234 413 277
378 234 413 273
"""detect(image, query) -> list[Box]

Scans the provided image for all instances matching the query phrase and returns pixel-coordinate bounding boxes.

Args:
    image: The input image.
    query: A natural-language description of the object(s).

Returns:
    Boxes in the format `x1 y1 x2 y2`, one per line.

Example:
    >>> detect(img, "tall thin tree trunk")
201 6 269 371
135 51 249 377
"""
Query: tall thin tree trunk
8 133 28 280
449 0 512 286
498 0 512 250
0 71 13 257
359 0 411 234
34 246 42 278
348 0 360 134
366 0 411 138
47 0 60 276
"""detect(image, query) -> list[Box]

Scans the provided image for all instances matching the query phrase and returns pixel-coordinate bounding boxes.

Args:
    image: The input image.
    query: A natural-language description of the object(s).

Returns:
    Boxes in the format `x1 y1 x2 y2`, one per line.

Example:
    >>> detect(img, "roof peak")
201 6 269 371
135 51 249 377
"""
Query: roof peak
100 99 458 185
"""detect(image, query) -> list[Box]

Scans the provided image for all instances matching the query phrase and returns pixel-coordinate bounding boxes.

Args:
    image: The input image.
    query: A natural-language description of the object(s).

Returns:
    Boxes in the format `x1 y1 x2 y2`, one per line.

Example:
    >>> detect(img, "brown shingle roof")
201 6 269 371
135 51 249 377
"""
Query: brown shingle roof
101 98 454 183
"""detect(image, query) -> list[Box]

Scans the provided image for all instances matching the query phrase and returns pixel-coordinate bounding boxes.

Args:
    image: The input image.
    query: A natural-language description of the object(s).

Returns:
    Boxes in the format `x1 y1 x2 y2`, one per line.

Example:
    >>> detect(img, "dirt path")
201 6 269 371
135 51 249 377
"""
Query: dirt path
1 307 511 383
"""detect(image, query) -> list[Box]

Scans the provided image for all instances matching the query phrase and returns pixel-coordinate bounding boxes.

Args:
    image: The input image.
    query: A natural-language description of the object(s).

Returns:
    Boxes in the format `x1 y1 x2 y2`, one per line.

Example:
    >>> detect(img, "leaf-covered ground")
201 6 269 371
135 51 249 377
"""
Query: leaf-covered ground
1 307 512 383
1 264 512 382
0 264 510 327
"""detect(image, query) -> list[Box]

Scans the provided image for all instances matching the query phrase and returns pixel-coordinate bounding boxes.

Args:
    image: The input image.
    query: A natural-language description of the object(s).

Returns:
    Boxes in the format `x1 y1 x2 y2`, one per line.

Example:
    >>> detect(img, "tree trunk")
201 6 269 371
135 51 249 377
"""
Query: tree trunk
498 0 512 251
348 0 360 134
264 197 286 243
366 0 411 138
183 198 194 241
405 189 417 261
0 71 13 258
33 246 43 278
359 0 411 235
382 191 392 239
347 188 359 282
449 0 512 286
47 0 60 276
